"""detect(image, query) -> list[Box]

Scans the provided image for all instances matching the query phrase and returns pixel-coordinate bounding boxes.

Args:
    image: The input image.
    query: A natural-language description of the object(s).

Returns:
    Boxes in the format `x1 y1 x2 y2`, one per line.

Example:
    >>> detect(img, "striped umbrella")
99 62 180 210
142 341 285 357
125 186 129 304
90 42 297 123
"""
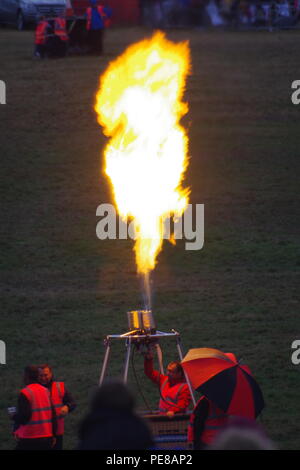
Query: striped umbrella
181 348 265 418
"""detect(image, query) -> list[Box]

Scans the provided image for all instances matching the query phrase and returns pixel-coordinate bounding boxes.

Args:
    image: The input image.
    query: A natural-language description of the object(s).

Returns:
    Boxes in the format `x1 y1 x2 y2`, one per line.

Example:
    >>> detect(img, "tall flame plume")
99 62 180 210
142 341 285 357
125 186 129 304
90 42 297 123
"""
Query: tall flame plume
95 32 190 292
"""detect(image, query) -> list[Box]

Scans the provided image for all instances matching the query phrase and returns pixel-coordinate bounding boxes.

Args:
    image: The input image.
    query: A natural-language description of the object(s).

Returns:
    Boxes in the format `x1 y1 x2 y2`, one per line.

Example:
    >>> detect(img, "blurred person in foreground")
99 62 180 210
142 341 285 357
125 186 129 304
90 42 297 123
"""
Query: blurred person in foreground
12 365 55 450
208 416 276 450
77 379 153 450
144 351 192 417
38 364 76 450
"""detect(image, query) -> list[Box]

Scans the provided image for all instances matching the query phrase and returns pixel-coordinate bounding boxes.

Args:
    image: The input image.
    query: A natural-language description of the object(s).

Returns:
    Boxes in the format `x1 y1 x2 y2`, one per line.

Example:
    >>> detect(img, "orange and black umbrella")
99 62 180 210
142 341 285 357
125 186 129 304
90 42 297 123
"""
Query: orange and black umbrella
181 348 264 419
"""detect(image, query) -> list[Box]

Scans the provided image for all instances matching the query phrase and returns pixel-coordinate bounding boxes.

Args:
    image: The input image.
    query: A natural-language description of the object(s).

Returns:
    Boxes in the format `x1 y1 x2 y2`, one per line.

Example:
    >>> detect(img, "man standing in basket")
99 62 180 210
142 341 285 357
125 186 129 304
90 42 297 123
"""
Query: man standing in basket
144 352 191 417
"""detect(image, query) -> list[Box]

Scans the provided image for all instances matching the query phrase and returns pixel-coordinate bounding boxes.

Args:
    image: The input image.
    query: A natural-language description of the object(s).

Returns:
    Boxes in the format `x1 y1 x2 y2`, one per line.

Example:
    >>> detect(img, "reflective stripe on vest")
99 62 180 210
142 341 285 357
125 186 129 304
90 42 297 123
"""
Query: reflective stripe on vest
15 384 53 439
51 381 65 435
86 6 106 30
204 406 230 430
159 379 186 412
201 402 228 444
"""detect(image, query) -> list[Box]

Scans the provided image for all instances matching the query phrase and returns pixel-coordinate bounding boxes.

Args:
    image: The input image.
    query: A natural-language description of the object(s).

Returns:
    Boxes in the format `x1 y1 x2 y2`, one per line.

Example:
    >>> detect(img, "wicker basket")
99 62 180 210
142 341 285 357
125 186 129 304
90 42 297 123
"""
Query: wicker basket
142 412 192 450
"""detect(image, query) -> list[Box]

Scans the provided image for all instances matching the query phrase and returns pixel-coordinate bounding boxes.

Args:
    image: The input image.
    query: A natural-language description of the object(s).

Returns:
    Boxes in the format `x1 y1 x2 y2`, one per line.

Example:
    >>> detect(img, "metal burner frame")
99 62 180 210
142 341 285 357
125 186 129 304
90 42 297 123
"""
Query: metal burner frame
99 328 196 406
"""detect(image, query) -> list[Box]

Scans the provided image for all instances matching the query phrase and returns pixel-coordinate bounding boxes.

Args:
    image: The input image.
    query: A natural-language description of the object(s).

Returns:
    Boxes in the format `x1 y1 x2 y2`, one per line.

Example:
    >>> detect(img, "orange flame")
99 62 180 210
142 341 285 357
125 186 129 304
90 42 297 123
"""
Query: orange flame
95 32 190 275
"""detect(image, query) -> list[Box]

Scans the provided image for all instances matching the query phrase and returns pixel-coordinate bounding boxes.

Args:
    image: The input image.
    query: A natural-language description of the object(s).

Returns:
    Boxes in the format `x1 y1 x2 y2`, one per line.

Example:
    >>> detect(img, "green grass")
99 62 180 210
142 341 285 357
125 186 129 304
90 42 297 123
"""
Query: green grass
0 27 300 450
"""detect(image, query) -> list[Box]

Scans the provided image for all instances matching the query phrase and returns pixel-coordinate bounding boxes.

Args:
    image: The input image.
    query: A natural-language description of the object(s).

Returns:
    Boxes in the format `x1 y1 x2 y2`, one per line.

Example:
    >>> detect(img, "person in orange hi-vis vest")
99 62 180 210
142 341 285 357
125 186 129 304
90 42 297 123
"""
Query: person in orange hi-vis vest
53 13 69 57
34 15 50 59
45 13 69 58
11 365 55 450
38 364 76 450
144 352 192 418
86 0 112 55
187 394 229 449
54 15 68 42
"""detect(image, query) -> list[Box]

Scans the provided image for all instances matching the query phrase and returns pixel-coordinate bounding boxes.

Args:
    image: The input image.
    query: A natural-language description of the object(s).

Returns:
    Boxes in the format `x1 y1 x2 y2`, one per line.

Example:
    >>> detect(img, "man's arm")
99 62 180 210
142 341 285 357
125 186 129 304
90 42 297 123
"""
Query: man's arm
62 387 77 413
144 354 164 386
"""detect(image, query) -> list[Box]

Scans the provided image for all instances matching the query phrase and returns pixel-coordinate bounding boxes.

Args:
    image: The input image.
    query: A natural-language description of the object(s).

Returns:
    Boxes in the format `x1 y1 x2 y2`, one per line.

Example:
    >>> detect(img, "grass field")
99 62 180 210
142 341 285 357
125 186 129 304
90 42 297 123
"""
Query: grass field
0 26 299 450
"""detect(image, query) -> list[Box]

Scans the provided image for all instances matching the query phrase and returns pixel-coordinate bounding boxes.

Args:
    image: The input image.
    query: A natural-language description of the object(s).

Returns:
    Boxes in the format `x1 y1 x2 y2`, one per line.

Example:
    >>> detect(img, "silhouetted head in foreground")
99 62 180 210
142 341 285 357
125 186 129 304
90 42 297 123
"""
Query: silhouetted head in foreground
90 379 135 412
78 379 153 450
208 417 276 450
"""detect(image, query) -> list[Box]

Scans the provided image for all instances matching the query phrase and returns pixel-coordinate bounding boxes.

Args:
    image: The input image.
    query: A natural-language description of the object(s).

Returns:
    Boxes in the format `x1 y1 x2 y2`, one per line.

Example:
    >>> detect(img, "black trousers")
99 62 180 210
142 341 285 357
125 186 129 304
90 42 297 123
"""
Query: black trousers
88 29 104 54
52 435 63 450
15 437 53 450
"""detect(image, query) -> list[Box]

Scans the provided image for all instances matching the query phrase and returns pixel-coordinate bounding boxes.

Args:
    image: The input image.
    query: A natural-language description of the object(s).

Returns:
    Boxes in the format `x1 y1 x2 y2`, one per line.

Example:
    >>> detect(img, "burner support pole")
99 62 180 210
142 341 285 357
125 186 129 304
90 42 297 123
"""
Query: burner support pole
155 343 164 375
123 338 132 383
174 332 196 407
98 330 196 407
99 337 111 385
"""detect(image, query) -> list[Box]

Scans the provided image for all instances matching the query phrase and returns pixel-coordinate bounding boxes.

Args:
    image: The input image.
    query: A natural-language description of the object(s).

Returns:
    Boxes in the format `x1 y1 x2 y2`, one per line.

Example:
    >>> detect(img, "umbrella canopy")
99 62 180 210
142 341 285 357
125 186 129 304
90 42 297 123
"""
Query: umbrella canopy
181 348 264 419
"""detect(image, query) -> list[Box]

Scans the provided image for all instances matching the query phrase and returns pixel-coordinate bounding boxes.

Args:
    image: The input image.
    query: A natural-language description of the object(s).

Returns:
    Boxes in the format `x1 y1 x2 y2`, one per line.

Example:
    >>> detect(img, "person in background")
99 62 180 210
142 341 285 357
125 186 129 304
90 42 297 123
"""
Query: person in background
45 11 69 58
85 0 112 55
12 365 55 450
144 351 192 417
77 379 153 449
38 364 76 450
53 13 69 57
34 15 50 58
187 394 229 449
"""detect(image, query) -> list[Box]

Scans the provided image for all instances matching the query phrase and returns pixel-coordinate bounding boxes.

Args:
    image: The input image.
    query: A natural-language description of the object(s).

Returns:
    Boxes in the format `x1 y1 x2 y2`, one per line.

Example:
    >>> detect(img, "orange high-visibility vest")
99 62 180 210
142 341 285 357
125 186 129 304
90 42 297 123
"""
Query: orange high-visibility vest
50 381 65 436
158 378 187 413
35 21 49 45
86 5 107 30
15 384 53 439
188 396 229 446
54 17 68 41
